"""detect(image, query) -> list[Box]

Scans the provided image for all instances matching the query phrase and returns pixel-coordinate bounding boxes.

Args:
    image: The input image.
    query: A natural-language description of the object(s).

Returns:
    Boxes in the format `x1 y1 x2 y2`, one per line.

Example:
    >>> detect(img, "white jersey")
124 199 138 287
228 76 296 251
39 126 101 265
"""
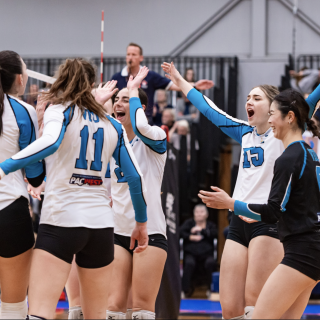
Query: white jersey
0 94 44 210
187 88 319 205
108 97 167 237
0 103 147 228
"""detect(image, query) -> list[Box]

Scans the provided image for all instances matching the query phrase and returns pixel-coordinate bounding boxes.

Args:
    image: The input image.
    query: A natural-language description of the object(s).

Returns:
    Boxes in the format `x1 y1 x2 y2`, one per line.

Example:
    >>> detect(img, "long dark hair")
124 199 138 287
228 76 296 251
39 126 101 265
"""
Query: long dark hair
43 58 105 120
273 89 320 138
0 50 23 135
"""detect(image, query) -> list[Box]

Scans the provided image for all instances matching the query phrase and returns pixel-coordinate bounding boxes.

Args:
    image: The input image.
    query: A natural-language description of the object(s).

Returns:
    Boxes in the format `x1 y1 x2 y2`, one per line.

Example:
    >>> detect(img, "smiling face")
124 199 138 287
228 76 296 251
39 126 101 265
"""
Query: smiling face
268 101 291 140
246 87 271 128
113 88 131 128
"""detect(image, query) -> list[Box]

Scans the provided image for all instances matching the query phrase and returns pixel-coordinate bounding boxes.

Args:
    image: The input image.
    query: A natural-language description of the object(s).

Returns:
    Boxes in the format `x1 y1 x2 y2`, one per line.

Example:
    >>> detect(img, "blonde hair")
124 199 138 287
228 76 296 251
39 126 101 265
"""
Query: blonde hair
177 119 190 132
44 58 105 121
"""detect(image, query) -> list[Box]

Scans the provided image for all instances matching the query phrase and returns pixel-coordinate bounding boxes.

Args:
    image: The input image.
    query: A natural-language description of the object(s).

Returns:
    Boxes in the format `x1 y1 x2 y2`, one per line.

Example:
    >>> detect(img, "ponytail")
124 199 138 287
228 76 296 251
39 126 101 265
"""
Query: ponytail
0 51 23 136
306 118 320 139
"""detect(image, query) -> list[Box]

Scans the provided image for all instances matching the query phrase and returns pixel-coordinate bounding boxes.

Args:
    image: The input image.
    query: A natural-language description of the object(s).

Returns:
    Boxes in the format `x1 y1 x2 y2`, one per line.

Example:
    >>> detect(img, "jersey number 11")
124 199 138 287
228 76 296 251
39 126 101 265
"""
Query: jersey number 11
75 125 104 172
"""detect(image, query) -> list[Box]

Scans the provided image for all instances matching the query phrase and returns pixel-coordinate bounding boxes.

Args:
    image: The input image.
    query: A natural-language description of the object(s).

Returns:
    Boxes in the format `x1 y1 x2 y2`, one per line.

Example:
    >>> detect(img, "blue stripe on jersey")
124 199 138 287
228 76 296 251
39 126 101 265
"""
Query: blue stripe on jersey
234 200 262 221
280 174 292 212
306 83 320 118
7 96 43 178
316 166 320 191
308 149 319 162
106 114 147 223
0 106 74 175
187 88 253 145
129 97 167 154
299 141 307 179
105 163 111 178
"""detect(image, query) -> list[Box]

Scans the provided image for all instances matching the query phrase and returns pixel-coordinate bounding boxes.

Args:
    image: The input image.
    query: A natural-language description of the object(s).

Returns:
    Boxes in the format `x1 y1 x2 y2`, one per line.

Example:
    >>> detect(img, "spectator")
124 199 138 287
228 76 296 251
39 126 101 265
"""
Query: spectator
180 204 217 297
170 120 199 162
290 68 320 97
111 43 214 123
162 108 175 130
184 68 196 83
176 93 200 123
153 89 173 126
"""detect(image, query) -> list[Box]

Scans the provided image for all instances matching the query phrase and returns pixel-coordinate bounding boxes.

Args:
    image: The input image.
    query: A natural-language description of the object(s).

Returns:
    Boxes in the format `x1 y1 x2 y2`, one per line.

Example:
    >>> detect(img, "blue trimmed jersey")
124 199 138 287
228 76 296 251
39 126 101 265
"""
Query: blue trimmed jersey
234 141 320 242
0 94 44 210
0 104 147 228
187 87 319 205
109 97 167 237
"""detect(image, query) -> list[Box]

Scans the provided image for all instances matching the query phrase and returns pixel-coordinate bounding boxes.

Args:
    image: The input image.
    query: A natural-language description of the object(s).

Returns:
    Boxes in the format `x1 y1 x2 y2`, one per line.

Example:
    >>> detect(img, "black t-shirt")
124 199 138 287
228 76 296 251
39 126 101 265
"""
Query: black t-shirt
180 218 217 256
241 141 320 242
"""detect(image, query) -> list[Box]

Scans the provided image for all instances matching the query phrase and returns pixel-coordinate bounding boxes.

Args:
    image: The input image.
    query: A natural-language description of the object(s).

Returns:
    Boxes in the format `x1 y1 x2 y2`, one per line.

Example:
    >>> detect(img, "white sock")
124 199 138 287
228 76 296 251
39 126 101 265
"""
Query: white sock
126 309 133 319
222 315 245 319
68 306 83 319
0 298 28 319
27 316 46 320
132 310 155 319
244 306 254 319
106 310 126 319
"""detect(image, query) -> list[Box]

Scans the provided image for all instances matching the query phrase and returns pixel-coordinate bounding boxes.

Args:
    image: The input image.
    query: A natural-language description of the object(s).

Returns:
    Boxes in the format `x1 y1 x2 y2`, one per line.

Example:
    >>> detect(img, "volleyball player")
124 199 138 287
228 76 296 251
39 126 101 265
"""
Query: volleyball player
0 50 45 319
0 58 148 320
161 62 320 319
102 66 167 319
200 89 320 319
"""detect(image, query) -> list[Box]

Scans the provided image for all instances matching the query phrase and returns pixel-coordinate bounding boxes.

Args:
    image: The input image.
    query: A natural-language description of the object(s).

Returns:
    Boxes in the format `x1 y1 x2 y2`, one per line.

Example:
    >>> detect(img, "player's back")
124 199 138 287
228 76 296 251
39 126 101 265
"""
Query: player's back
42 104 118 228
0 95 38 210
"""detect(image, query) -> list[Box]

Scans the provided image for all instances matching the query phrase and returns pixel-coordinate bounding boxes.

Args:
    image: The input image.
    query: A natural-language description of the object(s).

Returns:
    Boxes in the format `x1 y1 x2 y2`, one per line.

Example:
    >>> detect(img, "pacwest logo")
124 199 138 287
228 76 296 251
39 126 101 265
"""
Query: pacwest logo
69 174 103 186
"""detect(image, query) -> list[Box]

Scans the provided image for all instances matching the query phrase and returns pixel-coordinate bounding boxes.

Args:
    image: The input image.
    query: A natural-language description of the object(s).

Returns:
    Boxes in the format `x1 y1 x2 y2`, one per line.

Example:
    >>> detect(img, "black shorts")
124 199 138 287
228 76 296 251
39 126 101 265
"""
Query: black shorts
281 234 320 281
227 212 279 248
0 196 35 258
35 224 114 268
114 233 168 254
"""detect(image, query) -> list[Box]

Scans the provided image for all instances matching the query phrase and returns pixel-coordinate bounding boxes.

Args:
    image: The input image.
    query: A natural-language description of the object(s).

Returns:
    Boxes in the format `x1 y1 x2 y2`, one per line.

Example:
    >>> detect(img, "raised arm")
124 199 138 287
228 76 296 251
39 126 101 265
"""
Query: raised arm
0 105 73 183
127 67 167 153
306 83 320 118
107 115 147 223
161 62 252 144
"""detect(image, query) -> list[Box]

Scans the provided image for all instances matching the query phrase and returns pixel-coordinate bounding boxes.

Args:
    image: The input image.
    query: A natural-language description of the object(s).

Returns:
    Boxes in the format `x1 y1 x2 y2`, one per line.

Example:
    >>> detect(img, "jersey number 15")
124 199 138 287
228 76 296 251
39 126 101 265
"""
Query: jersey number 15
75 125 104 172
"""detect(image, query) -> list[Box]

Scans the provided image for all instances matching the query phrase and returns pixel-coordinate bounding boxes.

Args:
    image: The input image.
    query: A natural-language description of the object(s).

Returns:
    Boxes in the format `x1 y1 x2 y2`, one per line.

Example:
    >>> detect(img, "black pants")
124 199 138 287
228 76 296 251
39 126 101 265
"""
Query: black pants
182 253 215 293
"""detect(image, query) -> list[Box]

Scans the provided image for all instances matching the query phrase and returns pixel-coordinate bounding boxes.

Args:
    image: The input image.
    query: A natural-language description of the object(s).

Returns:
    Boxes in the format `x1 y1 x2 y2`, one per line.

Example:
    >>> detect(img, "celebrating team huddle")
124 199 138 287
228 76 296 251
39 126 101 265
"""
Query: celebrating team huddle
0 48 319 320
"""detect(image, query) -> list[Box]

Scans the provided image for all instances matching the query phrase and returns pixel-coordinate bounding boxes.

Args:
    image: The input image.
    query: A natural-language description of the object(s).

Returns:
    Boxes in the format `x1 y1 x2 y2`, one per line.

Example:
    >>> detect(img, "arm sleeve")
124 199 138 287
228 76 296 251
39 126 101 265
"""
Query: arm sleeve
306 83 320 118
187 88 253 144
234 151 299 224
0 106 71 182
129 97 167 153
17 106 45 187
112 125 147 223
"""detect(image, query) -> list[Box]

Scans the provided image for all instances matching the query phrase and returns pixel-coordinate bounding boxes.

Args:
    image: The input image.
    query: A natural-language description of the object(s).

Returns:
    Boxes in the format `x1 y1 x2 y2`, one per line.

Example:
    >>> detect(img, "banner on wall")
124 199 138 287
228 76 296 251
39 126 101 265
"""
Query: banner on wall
155 144 181 319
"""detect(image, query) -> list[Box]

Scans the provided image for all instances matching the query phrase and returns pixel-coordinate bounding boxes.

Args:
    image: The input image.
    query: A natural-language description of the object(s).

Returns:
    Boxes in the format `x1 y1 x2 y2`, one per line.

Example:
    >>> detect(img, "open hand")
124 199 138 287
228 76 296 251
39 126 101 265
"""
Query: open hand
198 186 235 210
130 222 149 253
26 180 46 201
94 80 118 105
161 62 183 87
127 66 149 91
195 79 214 90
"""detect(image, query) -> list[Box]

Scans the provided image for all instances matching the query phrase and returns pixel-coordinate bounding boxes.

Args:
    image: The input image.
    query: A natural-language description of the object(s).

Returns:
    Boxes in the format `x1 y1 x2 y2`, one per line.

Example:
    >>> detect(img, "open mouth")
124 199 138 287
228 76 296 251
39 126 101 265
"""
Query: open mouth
115 111 126 121
247 108 254 119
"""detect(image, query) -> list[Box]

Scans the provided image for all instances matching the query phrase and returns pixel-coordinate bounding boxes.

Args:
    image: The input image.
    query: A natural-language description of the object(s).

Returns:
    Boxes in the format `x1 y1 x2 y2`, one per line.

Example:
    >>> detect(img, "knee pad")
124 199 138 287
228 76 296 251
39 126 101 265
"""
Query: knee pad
244 306 254 319
27 316 47 320
106 310 126 319
126 309 133 319
0 298 28 319
68 306 83 319
132 310 155 319
222 315 245 319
